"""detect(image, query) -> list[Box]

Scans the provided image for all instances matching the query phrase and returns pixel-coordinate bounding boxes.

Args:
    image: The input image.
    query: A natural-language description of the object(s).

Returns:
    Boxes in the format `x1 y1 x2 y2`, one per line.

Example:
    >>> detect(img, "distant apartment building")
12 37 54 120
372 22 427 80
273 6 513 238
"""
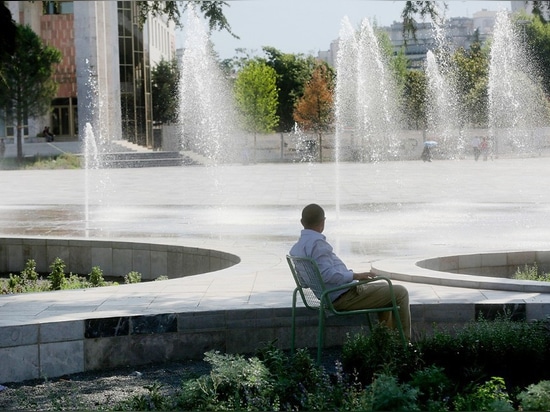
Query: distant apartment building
318 10 500 69
3 1 174 148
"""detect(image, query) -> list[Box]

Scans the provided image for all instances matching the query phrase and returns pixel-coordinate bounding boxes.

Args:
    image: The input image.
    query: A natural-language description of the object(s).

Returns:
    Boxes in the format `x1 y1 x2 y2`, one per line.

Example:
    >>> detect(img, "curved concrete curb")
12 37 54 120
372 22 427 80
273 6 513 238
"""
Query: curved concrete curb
372 250 550 293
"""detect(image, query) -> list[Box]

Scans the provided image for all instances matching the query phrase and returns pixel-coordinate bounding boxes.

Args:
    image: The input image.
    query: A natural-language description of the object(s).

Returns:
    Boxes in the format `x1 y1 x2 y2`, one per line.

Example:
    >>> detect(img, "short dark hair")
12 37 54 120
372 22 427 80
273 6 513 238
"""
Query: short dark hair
301 204 325 228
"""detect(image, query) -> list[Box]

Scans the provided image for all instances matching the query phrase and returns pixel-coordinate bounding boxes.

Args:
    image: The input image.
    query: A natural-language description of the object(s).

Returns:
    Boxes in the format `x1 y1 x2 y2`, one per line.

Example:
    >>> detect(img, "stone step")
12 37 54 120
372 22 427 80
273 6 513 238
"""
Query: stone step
99 152 200 168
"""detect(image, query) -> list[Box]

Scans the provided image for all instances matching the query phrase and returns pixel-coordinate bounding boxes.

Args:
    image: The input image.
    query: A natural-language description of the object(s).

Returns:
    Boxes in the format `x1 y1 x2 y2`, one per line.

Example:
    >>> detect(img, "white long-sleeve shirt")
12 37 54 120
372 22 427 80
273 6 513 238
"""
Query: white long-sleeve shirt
289 229 354 301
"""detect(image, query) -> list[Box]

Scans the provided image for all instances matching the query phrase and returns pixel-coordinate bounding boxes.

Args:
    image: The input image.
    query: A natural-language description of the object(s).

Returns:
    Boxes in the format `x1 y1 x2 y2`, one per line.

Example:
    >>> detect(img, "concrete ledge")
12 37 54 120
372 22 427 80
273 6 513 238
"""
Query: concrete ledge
0 237 240 280
1 302 541 383
372 251 550 293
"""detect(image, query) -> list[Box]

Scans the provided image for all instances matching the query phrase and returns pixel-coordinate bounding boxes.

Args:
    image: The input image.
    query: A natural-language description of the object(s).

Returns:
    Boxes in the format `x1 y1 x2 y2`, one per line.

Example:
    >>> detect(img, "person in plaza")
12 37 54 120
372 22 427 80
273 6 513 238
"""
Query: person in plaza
0 138 5 158
480 137 490 161
43 126 54 142
471 135 481 161
420 142 432 162
289 203 411 340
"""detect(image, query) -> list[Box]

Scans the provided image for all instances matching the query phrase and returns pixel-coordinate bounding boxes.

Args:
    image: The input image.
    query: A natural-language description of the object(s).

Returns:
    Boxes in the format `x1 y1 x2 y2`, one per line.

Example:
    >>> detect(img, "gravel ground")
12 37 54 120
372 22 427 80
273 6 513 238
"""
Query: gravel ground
0 359 211 411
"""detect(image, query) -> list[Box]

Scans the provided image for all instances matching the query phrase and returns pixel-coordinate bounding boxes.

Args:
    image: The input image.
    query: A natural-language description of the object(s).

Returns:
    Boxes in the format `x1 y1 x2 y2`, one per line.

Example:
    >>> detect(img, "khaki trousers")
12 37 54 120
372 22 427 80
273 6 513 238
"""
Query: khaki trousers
333 282 411 340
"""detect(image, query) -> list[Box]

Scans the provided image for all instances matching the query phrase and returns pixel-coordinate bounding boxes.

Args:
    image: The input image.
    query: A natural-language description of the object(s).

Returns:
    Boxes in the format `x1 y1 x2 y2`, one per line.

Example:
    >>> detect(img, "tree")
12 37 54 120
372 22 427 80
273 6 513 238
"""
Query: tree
0 24 61 160
452 40 490 127
524 14 550 97
293 64 334 162
263 47 318 132
151 58 180 124
137 1 236 37
234 60 279 160
402 69 428 130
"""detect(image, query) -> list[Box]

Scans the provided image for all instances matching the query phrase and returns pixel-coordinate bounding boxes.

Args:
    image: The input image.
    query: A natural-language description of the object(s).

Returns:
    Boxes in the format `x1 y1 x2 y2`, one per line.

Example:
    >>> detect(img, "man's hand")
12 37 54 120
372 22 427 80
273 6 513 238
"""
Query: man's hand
353 271 377 280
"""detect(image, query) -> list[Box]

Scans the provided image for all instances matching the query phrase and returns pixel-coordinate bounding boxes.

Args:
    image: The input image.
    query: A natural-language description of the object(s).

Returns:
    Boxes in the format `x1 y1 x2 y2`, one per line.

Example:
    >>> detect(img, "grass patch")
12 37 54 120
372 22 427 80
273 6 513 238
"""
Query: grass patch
0 153 82 170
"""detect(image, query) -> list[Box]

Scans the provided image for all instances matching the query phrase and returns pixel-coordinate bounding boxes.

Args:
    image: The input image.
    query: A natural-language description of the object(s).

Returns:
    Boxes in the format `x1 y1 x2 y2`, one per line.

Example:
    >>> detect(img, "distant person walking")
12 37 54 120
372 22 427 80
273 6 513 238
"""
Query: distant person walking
471 136 481 161
480 137 490 161
0 138 5 158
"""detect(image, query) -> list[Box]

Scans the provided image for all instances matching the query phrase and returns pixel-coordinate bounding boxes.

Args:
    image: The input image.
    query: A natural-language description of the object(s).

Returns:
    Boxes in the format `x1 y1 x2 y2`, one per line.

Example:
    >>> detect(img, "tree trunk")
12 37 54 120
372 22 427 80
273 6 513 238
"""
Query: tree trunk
254 132 257 163
16 114 23 161
318 132 323 163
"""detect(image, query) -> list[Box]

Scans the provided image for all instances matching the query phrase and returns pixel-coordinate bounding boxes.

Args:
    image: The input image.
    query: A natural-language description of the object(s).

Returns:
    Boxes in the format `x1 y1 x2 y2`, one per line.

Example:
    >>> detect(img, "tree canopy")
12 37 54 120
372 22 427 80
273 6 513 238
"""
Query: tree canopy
234 60 279 135
293 64 334 134
151 58 180 124
0 24 61 159
293 64 334 162
263 47 319 132
452 40 489 127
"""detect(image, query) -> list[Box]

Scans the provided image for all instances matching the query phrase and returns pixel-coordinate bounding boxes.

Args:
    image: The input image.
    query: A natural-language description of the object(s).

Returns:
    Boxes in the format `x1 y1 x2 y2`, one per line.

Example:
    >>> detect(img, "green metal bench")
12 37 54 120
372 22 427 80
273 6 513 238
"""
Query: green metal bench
286 254 406 363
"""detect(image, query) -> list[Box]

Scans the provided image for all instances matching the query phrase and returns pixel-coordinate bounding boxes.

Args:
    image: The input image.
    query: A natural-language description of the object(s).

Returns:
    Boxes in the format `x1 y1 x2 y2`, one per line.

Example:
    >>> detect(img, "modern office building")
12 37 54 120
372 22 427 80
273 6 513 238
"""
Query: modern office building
3 1 174 148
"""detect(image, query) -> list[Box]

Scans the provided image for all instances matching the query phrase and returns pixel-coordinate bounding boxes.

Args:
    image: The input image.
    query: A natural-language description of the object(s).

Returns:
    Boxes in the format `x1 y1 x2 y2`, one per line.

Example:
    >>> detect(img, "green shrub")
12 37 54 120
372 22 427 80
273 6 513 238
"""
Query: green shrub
342 324 419 384
21 259 39 282
125 271 142 284
175 345 367 411
88 266 106 286
517 380 550 411
513 262 550 282
116 383 172 410
453 377 513 411
48 257 67 290
63 273 90 290
418 315 550 391
366 374 420 412
258 346 337 410
1 259 50 294
7 273 22 291
176 351 275 410
409 365 452 411
25 153 82 170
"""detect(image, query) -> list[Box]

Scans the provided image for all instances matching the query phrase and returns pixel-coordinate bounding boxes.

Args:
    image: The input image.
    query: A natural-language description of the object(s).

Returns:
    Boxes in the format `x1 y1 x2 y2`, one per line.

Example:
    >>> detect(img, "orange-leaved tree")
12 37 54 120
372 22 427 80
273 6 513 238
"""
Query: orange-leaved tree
293 63 334 162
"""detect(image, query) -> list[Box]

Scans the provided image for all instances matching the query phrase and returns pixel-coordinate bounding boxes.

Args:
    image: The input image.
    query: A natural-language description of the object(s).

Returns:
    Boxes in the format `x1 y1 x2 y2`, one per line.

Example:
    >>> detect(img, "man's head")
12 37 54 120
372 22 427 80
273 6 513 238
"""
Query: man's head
301 203 325 232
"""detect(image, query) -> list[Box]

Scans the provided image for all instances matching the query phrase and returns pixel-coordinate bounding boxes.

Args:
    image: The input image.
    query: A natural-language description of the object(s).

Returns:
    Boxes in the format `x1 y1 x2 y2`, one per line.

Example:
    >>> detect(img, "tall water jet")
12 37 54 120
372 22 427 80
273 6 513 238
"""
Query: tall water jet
489 11 550 156
81 60 112 235
177 6 244 236
424 18 464 158
178 6 239 164
335 16 402 163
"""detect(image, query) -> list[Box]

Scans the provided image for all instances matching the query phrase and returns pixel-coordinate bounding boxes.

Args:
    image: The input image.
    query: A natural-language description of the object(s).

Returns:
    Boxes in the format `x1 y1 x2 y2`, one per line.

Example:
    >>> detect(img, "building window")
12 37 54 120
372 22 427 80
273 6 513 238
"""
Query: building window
43 1 74 15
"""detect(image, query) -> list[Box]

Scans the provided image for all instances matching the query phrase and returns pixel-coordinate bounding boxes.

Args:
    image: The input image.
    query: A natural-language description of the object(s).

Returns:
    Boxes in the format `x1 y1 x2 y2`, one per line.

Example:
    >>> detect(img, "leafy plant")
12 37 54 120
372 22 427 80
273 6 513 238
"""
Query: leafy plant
418 315 550 391
88 266 106 286
513 262 550 282
48 257 67 290
262 346 336 410
409 365 452 411
517 380 550 411
117 382 171 410
25 153 82 170
342 324 419 384
176 351 275 410
125 271 142 284
453 377 513 411
1 259 49 293
366 374 420 412
21 259 39 282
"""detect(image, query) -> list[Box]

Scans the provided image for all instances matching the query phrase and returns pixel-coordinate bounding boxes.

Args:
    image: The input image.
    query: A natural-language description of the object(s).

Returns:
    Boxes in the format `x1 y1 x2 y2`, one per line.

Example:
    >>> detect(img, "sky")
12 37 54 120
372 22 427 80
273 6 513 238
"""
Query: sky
178 1 512 60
